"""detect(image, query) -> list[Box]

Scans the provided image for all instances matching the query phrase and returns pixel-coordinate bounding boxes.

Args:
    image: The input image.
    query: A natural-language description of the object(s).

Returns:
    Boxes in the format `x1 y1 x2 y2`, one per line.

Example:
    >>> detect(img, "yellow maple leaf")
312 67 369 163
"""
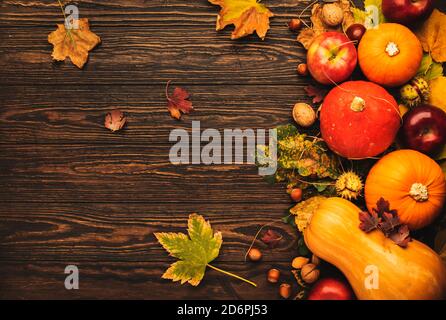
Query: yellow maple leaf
415 9 446 63
428 76 446 112
208 0 273 40
48 18 101 69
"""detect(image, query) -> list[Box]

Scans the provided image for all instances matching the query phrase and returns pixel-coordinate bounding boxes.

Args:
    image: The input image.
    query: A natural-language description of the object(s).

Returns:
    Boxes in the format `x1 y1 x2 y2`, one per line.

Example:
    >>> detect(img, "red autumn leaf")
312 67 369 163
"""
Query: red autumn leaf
261 229 282 248
104 110 126 132
380 212 401 235
359 210 381 233
373 197 397 217
304 85 329 104
166 81 193 120
389 225 411 248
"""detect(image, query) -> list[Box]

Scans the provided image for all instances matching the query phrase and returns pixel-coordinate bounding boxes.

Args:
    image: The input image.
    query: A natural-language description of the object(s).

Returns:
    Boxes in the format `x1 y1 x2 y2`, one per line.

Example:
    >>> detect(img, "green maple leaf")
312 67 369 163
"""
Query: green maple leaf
155 214 256 287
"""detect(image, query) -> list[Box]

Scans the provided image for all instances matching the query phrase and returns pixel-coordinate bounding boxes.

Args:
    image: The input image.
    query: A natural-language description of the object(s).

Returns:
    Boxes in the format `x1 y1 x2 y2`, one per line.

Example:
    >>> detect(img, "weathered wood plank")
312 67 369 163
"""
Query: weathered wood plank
0 260 296 300
0 144 291 203
0 202 298 262
0 85 311 144
0 0 313 85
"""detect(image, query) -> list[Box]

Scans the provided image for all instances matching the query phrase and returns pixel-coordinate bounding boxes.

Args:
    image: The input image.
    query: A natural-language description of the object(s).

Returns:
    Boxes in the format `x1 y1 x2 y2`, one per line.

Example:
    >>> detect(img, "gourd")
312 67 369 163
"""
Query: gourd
320 81 400 159
304 197 446 300
365 149 446 230
358 23 422 87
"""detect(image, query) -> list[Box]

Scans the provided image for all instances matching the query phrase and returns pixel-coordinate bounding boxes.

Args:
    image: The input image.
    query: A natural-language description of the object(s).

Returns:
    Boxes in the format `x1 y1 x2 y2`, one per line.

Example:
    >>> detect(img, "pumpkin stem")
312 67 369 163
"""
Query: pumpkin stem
385 42 400 57
409 183 429 202
350 96 366 112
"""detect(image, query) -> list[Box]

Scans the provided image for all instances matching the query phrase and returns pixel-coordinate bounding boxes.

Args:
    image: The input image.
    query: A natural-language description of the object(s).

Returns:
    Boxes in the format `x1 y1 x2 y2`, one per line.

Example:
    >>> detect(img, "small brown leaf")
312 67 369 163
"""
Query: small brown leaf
260 229 283 248
166 81 193 120
304 85 329 104
105 110 126 132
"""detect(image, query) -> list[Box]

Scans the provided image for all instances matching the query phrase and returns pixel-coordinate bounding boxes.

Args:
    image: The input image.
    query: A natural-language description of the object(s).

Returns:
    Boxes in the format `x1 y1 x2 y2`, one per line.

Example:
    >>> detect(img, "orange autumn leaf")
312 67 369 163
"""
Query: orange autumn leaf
48 18 101 69
415 9 446 63
208 0 274 40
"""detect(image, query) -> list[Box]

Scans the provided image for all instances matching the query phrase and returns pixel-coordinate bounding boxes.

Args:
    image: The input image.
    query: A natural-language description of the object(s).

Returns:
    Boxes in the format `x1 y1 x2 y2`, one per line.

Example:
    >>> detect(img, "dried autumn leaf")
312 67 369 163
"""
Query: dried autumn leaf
290 196 327 232
389 225 411 248
297 0 355 49
415 9 446 63
380 211 401 235
104 110 126 132
48 18 101 69
208 0 274 40
166 81 193 120
304 85 329 104
359 210 381 233
260 229 282 248
428 76 446 113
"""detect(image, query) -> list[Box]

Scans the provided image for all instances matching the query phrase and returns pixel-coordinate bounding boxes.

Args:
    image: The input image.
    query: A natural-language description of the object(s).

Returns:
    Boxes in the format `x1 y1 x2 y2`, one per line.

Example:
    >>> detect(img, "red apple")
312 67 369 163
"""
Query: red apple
401 104 446 154
307 278 354 300
382 0 434 25
307 32 357 85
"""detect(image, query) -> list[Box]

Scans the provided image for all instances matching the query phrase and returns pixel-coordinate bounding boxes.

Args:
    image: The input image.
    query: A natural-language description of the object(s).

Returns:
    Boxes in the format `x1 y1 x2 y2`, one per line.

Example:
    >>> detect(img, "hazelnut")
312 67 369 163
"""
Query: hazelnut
289 188 303 202
292 103 317 128
267 268 281 283
311 254 320 266
288 18 302 32
321 3 344 27
301 263 320 284
291 256 309 269
279 283 292 299
247 248 262 262
297 63 308 76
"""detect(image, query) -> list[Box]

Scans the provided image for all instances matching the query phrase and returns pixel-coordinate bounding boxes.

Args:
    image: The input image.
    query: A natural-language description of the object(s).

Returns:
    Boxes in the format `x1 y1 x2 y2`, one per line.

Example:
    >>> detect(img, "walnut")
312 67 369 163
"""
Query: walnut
321 3 344 27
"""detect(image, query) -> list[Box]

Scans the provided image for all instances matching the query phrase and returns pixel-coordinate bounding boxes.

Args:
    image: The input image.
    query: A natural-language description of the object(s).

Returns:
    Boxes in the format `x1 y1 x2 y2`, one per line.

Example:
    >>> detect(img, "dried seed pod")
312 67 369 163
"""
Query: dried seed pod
105 110 126 132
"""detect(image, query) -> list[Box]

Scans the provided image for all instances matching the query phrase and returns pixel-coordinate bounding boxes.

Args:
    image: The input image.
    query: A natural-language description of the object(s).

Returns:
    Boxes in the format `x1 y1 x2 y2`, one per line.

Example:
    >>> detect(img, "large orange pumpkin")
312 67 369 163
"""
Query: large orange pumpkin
365 150 446 230
358 23 422 87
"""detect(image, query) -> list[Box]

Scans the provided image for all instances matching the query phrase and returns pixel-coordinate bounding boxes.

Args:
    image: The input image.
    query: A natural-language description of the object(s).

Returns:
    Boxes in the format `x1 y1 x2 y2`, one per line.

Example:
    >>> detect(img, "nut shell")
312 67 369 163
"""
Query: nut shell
301 263 320 284
321 4 344 27
293 103 316 127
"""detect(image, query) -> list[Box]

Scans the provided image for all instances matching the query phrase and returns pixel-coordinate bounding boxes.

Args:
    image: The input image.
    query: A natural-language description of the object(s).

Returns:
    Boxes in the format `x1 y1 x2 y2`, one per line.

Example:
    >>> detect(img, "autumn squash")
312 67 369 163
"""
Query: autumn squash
365 150 446 230
320 81 400 159
358 23 423 87
304 197 446 300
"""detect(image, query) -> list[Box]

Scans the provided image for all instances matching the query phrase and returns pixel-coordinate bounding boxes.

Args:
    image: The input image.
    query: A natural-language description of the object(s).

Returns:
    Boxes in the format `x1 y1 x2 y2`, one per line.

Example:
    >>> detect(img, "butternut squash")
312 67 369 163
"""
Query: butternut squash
304 197 446 300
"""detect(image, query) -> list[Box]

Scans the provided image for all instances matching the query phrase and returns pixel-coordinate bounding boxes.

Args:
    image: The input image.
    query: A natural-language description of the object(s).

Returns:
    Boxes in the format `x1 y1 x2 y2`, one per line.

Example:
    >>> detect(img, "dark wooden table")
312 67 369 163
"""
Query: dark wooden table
0 1 443 300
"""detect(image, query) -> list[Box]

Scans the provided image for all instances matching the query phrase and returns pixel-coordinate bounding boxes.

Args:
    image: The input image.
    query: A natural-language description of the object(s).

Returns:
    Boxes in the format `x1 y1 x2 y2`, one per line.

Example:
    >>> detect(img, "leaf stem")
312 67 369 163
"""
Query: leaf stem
207 264 257 287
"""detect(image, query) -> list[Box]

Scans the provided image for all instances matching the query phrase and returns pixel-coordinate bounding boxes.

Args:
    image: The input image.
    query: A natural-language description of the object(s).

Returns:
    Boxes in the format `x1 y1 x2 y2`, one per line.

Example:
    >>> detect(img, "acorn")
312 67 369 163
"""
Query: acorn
400 77 430 108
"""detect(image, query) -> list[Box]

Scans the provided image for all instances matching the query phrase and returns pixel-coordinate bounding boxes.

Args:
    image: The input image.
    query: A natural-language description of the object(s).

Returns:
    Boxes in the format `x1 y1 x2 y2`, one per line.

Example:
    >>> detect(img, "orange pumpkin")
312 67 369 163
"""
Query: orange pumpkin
358 23 422 87
365 150 446 230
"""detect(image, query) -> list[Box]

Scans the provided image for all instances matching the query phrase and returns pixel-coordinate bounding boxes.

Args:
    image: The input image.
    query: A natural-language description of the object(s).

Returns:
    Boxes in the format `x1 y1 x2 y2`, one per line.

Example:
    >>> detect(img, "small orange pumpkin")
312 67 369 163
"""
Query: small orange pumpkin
358 23 422 87
365 150 446 230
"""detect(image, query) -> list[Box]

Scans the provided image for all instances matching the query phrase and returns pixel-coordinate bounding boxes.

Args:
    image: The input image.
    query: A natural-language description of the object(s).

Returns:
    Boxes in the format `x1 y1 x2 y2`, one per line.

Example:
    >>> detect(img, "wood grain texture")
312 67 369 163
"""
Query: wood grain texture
0 0 310 85
2 0 444 300
0 85 310 144
0 261 297 300
0 203 298 262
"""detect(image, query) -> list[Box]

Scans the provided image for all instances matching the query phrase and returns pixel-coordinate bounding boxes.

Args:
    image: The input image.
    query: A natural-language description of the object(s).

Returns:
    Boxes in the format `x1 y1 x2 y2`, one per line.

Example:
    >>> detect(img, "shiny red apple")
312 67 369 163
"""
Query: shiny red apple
382 0 434 25
307 278 354 300
307 32 357 85
401 104 446 154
